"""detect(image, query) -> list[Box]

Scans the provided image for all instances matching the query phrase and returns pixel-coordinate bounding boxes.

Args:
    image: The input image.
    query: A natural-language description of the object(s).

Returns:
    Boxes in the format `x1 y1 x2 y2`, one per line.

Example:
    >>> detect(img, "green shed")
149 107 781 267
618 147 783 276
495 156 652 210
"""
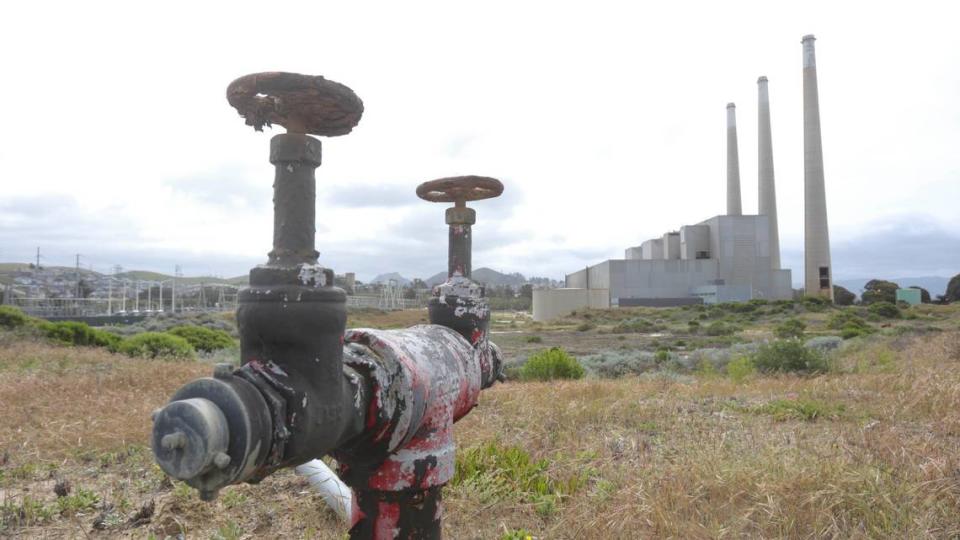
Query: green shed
895 288 922 306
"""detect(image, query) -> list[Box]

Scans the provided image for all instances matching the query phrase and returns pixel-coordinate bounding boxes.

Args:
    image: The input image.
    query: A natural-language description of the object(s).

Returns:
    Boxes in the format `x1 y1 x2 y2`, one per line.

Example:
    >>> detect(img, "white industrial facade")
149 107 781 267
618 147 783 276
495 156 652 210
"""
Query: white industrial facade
565 215 792 307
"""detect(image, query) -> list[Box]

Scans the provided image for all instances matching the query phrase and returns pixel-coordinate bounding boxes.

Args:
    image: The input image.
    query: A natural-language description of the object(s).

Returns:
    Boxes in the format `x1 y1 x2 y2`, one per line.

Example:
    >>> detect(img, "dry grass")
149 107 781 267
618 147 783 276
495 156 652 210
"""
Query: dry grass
0 313 958 538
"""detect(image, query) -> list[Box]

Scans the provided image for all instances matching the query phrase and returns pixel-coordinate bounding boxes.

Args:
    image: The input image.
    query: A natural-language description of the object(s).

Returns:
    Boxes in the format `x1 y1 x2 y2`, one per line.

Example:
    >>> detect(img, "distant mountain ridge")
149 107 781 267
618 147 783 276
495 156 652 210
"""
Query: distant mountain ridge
423 267 527 288
370 272 412 286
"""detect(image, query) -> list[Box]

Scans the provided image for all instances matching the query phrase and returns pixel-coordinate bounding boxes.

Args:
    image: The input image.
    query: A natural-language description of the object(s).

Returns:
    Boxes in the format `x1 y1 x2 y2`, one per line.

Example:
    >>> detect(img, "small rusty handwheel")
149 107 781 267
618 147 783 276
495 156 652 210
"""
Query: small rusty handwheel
226 72 364 136
416 176 504 205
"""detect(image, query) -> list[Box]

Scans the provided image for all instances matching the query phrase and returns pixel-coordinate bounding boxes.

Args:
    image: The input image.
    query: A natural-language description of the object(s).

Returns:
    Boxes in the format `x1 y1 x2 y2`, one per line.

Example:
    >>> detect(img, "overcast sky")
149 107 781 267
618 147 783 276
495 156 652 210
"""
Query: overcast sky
2 1 958 283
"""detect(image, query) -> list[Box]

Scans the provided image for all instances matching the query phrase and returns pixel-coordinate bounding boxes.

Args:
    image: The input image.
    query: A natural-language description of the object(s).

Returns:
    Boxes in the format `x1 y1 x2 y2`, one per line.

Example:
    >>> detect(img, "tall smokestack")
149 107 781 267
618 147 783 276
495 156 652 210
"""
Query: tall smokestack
726 103 742 216
802 34 833 301
757 76 781 269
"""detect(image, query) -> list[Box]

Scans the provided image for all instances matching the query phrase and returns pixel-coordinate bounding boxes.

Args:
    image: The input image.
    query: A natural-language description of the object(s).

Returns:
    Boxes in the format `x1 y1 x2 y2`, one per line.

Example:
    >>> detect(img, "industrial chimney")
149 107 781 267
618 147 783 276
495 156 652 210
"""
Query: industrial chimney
757 76 781 269
802 34 833 301
726 103 742 216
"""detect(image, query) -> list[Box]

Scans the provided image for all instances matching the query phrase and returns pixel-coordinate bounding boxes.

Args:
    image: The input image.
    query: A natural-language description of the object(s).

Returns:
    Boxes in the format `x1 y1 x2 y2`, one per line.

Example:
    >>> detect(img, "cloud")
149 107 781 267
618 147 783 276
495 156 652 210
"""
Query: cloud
781 216 960 282
324 184 416 208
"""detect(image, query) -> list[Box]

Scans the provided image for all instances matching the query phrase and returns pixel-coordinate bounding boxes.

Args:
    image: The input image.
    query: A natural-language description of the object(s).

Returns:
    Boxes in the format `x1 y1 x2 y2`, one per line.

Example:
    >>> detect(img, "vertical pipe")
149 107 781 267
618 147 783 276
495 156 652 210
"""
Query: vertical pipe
268 134 322 267
757 76 781 270
801 35 834 301
444 205 475 278
726 103 742 216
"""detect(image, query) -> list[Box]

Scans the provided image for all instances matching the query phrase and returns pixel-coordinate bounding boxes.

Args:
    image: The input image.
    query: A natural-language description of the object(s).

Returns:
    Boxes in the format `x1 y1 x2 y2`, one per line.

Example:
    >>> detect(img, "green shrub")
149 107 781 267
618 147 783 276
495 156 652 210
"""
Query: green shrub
827 310 868 330
611 319 655 334
726 356 756 383
868 301 901 319
0 305 30 329
167 325 235 352
579 350 656 378
524 335 542 344
801 296 829 312
40 321 122 350
704 321 736 336
117 332 195 360
520 347 584 381
575 322 595 332
751 340 830 374
773 318 806 339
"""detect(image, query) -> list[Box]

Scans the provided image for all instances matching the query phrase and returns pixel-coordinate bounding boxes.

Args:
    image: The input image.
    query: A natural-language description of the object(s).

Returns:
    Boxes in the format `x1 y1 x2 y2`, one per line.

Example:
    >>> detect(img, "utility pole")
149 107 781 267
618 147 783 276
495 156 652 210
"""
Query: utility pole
75 254 82 315
121 280 127 312
36 247 41 269
107 273 113 315
173 265 182 313
135 280 140 312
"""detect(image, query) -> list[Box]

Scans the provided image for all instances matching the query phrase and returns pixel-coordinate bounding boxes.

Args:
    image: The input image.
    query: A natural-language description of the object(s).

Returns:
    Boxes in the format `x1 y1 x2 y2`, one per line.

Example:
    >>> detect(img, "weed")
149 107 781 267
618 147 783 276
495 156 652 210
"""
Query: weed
55 487 100 516
219 488 248 509
576 322 595 332
211 520 244 540
500 529 534 540
524 335 543 344
752 398 845 421
726 356 756 383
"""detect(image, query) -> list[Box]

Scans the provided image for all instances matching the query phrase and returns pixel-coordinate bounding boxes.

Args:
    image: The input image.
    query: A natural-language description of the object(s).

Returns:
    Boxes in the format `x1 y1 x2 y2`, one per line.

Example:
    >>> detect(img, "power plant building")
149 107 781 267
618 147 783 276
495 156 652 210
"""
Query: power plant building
563 214 792 310
534 34 837 321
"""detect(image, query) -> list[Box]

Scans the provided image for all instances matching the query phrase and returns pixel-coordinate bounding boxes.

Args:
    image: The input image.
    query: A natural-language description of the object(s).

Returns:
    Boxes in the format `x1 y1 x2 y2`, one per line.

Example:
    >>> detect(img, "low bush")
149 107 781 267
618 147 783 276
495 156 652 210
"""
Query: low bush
520 347 584 381
524 335 542 344
805 336 843 354
751 340 830 374
575 322 595 332
610 319 655 334
39 321 121 350
580 350 656 378
773 318 806 339
117 332 195 360
802 296 830 312
726 356 756 383
868 301 901 319
704 321 737 336
0 306 31 329
167 325 235 353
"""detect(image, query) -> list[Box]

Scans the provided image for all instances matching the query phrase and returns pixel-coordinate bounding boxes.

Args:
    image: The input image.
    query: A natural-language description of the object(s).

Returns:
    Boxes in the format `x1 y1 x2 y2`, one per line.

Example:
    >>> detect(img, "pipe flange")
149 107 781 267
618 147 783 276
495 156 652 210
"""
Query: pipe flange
226 72 364 136
152 398 229 480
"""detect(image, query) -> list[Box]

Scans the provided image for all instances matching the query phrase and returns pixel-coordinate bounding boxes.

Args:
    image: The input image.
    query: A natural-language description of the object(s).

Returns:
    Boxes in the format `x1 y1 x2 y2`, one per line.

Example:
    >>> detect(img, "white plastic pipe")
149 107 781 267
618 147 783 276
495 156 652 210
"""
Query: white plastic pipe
295 459 353 522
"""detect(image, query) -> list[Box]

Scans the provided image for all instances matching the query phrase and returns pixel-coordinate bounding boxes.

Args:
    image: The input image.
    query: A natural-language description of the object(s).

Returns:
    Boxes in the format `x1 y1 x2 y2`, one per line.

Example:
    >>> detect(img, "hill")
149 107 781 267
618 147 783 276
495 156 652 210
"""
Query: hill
370 272 411 286
424 267 527 288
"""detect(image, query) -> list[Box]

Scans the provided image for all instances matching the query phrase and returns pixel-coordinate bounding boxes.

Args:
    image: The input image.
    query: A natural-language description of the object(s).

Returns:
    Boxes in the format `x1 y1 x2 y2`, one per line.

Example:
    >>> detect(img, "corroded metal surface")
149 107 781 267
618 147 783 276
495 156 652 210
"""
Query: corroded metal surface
415 176 503 204
227 72 363 135
153 73 506 539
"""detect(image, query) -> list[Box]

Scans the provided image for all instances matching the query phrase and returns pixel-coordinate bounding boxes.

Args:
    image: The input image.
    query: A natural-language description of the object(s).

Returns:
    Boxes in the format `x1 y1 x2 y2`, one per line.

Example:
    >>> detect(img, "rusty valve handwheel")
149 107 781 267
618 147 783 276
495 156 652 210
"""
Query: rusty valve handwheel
416 176 504 207
226 72 364 136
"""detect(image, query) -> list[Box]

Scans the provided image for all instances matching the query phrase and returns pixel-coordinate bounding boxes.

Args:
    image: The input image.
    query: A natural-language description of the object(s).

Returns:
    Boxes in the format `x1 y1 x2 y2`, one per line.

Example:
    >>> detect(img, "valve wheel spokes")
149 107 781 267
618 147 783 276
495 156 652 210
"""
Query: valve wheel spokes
416 176 504 205
226 72 364 136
